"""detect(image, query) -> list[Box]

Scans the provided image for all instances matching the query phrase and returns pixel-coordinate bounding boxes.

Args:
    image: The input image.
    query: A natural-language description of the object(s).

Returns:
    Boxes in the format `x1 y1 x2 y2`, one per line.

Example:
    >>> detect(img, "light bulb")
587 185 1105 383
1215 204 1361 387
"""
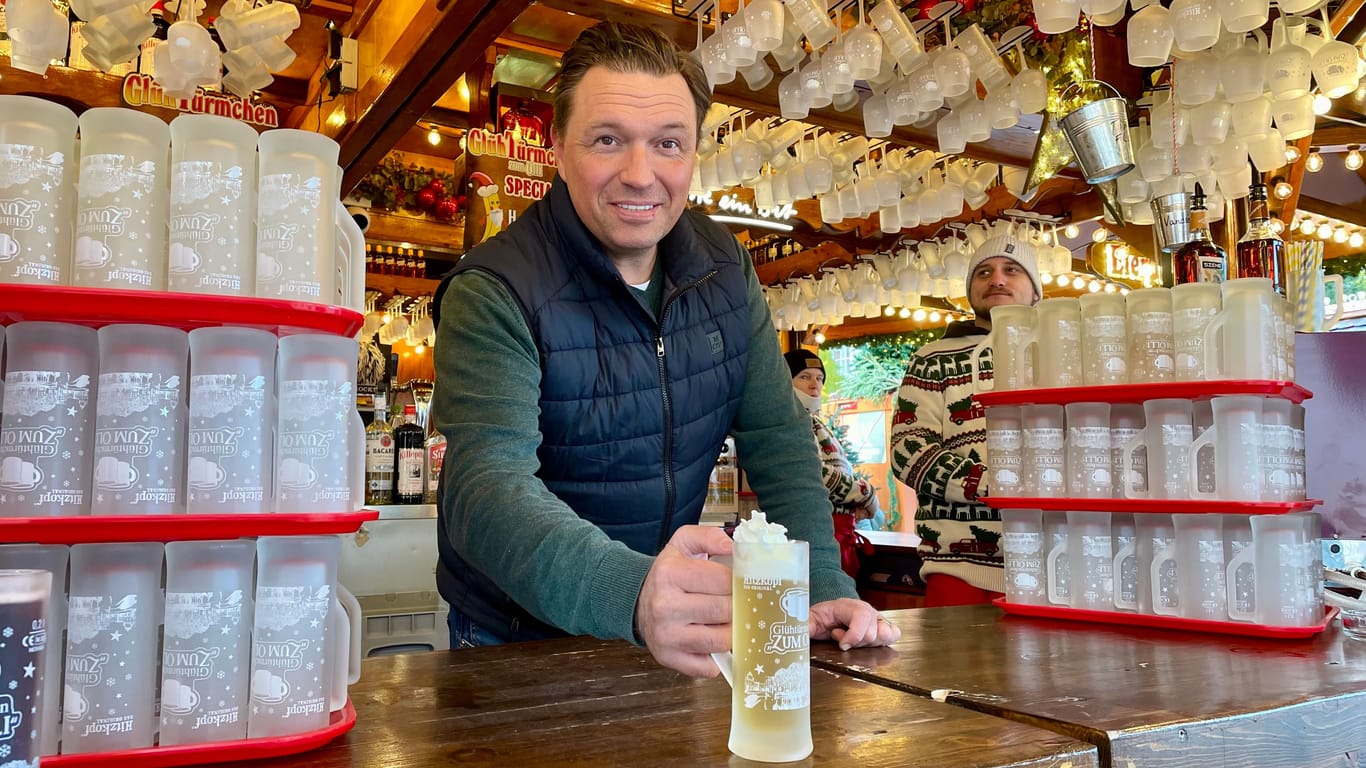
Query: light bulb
427 126 441 146
1273 180 1293 199
884 306 897 316
1270 218 1285 234
913 308 927 321
1088 280 1101 292
1064 223 1080 239
1348 148 1364 171
415 343 426 354
1039 271 1053 283
1318 223 1333 239
928 310 941 323
1120 287 1130 296
382 313 391 323
1071 276 1085 289
1334 226 1349 243
1313 93 1332 116
1055 273 1070 286
813 331 826 344
1039 230 1053 246
1104 283 1118 293
899 307 911 318
1351 232 1365 248
1092 227 1108 243
1300 218 1318 235
1285 145 1301 163
1306 151 1324 172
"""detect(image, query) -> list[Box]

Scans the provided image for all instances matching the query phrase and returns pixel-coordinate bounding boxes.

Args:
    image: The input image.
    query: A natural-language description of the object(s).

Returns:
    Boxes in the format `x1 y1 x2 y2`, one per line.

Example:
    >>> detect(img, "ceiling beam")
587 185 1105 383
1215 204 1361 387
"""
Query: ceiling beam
334 0 533 192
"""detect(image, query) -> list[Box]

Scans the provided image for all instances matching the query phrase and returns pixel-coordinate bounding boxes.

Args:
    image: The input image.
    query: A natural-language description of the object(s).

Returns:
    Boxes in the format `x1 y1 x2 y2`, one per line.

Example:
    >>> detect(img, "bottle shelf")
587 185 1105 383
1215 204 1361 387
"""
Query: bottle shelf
980 497 1321 515
0 510 378 545
975 380 1312 408
0 284 363 337
43 700 356 767
995 598 1337 640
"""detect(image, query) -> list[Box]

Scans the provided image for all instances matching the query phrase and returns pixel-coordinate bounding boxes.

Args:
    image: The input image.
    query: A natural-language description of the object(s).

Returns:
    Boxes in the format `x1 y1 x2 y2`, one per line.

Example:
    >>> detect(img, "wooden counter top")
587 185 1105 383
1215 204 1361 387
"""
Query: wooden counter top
812 605 1366 768
224 635 1098 767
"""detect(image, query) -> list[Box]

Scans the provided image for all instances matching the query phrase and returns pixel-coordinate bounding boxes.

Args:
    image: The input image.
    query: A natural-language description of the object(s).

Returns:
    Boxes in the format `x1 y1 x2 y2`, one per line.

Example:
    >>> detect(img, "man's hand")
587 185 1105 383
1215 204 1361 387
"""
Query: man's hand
810 598 901 650
635 525 733 678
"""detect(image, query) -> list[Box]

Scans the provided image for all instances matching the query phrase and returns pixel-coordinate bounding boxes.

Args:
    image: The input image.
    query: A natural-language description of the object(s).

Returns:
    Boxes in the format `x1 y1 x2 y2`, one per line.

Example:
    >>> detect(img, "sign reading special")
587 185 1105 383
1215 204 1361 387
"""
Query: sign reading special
463 127 557 250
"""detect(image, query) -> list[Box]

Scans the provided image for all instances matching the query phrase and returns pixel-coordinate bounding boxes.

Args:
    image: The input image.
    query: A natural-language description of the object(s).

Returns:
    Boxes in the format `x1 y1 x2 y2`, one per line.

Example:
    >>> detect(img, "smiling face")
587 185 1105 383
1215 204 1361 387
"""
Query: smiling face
969 256 1038 322
551 66 698 269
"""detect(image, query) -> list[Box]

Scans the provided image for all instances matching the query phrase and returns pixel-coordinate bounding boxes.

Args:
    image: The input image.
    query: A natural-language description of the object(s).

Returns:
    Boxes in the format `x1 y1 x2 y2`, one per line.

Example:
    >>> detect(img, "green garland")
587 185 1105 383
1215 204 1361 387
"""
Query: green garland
355 154 464 214
1325 253 1366 278
824 329 940 401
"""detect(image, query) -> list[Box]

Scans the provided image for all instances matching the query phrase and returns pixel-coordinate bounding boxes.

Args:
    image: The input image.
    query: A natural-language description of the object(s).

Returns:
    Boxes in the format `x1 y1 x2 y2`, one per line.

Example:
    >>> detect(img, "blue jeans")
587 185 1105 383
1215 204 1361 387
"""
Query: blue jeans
447 606 505 649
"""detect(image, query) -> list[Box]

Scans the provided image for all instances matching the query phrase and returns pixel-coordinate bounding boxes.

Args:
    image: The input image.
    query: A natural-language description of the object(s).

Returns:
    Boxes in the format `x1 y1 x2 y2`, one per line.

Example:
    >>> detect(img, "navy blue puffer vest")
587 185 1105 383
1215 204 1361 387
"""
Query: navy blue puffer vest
434 177 751 640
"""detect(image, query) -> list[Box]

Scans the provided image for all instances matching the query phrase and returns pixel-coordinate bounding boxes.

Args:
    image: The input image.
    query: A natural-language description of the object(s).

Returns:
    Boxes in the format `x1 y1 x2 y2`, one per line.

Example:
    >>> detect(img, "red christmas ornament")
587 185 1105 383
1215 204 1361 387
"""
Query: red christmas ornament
435 197 458 221
417 188 437 210
428 178 446 195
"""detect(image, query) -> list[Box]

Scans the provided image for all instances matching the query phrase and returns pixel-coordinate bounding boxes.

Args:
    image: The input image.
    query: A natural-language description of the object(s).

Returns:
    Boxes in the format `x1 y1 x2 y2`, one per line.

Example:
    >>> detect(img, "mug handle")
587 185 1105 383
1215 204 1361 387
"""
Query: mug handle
1045 539 1069 606
1150 543 1179 616
969 336 993 390
1188 427 1218 500
329 584 363 713
1203 309 1228 379
1112 540 1137 611
1322 273 1345 331
1122 427 1151 500
1225 546 1257 622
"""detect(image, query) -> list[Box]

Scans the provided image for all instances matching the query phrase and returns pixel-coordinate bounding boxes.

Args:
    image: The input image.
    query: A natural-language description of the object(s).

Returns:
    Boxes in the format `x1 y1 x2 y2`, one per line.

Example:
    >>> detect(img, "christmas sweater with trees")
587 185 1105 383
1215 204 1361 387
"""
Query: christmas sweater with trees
811 414 877 515
889 320 1003 594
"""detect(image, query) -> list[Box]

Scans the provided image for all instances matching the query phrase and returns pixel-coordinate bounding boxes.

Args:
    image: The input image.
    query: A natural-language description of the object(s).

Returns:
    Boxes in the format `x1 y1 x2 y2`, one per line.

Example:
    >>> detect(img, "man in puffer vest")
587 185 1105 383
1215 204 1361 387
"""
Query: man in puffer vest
430 20 899 677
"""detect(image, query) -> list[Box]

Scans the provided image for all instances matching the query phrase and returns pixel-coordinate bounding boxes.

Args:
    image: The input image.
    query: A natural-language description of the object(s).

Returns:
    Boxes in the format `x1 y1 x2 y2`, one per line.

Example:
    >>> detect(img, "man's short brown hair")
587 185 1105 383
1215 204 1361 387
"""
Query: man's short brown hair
552 21 711 144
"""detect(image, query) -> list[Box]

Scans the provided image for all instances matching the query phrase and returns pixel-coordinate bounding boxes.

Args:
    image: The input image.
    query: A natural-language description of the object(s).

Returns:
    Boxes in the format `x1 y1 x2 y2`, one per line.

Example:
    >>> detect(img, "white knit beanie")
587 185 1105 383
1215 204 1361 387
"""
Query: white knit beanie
966 234 1042 300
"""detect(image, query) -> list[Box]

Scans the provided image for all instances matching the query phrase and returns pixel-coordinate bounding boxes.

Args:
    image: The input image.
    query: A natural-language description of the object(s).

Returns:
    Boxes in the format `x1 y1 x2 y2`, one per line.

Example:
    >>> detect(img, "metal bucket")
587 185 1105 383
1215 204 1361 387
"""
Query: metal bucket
1058 81 1135 184
1150 191 1193 253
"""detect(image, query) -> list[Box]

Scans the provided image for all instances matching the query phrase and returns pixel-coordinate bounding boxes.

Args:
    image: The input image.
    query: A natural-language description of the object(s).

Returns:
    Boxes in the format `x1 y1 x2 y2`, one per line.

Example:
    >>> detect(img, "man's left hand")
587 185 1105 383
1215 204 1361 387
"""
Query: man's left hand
809 598 901 650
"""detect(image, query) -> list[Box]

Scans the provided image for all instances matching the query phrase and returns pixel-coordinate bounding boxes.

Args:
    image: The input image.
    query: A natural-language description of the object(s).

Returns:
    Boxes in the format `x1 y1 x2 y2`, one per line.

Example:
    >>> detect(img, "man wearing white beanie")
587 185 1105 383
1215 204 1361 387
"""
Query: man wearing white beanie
888 233 1042 606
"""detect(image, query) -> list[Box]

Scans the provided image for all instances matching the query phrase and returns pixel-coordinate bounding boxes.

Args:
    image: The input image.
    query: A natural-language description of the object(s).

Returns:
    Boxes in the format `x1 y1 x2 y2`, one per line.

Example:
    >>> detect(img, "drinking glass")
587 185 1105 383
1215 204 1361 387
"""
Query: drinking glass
726 532 810 762
0 570 51 766
187 327 277 514
72 108 171 291
1133 514 1176 615
1110 403 1145 499
1172 283 1221 380
1067 511 1113 611
160 540 255 745
1066 402 1112 498
1023 405 1065 498
985 406 1024 497
276 334 360 513
92 324 189 515
1124 398 1193 500
63 542 164 754
1002 508 1046 605
1080 293 1127 385
0 546 66 756
1110 514 1138 612
0 322 99 517
1126 287 1175 383
0 95 78 285
971 304 1034 391
1189 395 1263 501
1152 513 1226 620
256 129 339 304
1043 511 1070 606
168 114 259 297
1205 277 1276 379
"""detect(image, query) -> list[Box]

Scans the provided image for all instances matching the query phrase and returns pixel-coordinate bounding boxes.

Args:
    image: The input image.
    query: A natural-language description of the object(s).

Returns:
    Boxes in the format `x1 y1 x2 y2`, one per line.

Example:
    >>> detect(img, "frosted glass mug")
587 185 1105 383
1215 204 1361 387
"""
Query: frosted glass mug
1020 297 1081 388
1124 399 1193 500
1110 403 1146 499
72 108 171 291
1066 402 1112 498
0 95 78 285
160 539 255 745
1044 510 1070 606
187 327 277 514
92 324 188 515
971 304 1034 391
1079 292 1127 385
1172 282 1220 381
984 406 1024 496
1260 397 1296 502
0 322 99 517
1131 514 1176 615
1110 514 1138 612
0 545 67 756
167 114 259 297
62 542 163 754
1002 508 1046 605
1226 513 1318 626
1204 277 1276 379
275 334 358 513
1153 514 1226 621
1126 287 1175 383
248 535 339 739
727 536 810 762
255 130 339 304
0 569 51 768
1023 405 1066 497
1066 511 1113 611
1189 395 1262 501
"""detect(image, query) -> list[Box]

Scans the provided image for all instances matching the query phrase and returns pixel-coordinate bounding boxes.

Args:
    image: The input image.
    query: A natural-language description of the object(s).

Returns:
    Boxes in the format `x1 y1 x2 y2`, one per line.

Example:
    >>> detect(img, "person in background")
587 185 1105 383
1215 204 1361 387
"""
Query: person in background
431 20 898 678
888 234 1043 607
785 349 881 577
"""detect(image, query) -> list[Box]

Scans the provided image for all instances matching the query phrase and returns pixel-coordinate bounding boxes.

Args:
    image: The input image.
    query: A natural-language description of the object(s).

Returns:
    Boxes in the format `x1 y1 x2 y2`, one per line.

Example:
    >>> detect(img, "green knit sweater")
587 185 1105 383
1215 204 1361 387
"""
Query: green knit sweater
432 255 857 644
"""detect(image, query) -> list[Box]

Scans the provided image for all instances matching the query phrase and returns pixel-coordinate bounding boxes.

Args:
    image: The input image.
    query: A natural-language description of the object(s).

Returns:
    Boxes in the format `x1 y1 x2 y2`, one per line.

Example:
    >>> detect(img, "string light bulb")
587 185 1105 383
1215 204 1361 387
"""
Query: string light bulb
884 306 896 316
1318 223 1333 239
1285 145 1301 163
913 308 927 321
899 307 911 318
1056 273 1071 286
1104 283 1118 293
427 125 441 146
1063 223 1080 239
1273 180 1293 200
1313 93 1332 116
1351 232 1365 249
1334 226 1349 243
813 330 826 344
1088 280 1101 292
415 343 426 355
1347 147 1364 171
1306 150 1324 172
1091 227 1108 243
1072 276 1085 289
1300 218 1317 235
1270 218 1285 234
928 310 941 323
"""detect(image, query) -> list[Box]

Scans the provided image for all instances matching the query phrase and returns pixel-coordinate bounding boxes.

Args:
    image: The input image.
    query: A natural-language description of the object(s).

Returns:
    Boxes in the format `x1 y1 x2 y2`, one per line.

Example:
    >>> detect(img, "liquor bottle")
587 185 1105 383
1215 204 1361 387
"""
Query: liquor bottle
364 391 394 505
423 431 446 504
1235 169 1286 296
393 404 425 504
1172 183 1226 284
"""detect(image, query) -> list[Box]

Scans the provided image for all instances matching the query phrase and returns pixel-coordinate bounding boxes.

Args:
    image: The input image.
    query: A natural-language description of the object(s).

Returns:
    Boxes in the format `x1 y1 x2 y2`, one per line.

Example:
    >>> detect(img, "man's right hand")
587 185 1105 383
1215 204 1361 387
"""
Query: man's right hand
635 525 733 678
